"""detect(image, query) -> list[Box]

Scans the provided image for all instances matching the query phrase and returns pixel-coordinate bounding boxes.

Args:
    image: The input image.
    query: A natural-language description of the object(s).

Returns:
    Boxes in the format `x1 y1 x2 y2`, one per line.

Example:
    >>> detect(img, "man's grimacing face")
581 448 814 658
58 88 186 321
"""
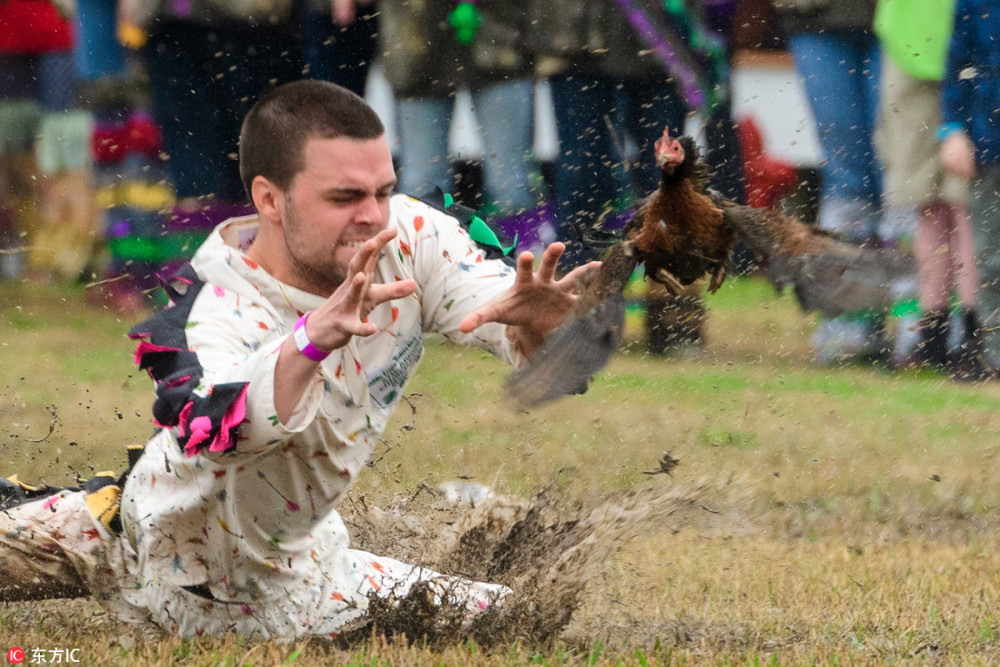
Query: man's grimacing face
276 135 397 295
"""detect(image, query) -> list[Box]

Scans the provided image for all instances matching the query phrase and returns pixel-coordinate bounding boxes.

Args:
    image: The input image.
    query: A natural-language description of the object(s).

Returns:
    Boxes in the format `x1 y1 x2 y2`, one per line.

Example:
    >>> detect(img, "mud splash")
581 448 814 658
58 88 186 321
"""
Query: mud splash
338 480 705 648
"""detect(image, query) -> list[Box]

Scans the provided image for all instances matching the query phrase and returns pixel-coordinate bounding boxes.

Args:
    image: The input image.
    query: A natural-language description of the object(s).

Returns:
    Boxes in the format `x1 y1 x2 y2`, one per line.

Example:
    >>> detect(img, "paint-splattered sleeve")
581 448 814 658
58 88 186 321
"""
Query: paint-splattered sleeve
391 196 521 365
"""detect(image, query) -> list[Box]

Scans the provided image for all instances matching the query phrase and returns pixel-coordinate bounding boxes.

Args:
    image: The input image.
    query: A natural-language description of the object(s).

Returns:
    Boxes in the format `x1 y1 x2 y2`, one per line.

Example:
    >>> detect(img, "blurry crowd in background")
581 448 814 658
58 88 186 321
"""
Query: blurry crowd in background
0 0 998 382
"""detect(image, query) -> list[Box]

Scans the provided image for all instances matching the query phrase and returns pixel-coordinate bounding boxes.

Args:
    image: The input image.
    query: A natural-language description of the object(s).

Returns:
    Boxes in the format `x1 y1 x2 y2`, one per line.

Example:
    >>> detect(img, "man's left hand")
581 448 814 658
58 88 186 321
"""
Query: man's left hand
458 243 600 359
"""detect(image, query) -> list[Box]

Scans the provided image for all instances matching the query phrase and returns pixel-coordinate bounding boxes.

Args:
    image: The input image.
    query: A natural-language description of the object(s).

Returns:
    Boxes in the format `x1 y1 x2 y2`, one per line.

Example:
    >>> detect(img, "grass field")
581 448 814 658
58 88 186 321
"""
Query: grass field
3 276 1000 665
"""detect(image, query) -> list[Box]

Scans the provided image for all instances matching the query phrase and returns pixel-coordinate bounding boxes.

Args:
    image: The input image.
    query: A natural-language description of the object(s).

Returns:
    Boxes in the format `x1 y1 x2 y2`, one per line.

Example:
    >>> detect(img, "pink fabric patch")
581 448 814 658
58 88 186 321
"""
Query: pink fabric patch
179 386 249 457
177 386 248 457
163 375 193 391
208 385 247 453
177 401 193 435
184 416 212 457
133 341 183 366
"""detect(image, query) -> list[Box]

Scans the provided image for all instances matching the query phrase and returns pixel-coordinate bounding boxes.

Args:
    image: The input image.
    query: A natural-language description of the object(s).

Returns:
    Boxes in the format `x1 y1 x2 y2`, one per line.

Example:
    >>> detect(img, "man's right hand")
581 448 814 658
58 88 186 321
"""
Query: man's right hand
307 227 418 352
273 227 416 425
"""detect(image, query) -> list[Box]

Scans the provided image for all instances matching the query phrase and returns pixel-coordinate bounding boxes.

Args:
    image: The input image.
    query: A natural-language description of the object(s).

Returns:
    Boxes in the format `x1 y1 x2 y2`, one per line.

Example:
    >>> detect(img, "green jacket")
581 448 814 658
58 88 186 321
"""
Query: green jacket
526 0 667 79
873 0 956 81
379 0 532 97
771 0 876 34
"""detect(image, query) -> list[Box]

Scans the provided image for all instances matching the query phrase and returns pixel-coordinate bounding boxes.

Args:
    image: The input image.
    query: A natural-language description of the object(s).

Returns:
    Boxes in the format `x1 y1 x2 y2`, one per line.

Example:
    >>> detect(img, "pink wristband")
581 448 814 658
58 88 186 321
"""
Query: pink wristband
293 312 332 362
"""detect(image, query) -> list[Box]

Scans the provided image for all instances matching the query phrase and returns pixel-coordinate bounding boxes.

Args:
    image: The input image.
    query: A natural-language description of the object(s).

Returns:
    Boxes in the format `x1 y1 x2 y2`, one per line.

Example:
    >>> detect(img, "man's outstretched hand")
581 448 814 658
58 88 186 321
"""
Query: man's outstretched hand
274 227 416 424
458 242 600 360
309 227 418 352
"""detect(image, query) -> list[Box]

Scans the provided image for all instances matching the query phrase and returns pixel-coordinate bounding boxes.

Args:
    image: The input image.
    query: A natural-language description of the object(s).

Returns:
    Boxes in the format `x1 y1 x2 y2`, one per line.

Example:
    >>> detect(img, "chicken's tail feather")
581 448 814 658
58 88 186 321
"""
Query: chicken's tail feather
770 247 915 318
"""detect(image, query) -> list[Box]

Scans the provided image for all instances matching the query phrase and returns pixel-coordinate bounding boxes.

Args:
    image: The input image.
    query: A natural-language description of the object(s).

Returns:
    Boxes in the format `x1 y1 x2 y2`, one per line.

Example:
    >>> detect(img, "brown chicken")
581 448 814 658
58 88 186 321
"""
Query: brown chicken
506 127 914 409
631 129 734 295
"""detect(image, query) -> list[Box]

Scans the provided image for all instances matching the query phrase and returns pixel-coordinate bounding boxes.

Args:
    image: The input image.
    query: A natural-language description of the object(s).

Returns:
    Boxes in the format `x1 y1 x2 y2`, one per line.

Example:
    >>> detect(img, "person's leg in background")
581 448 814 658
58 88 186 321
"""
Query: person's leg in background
548 73 622 269
791 30 882 240
2 45 100 283
968 165 1000 374
913 198 988 379
144 21 224 202
877 53 988 379
215 23 301 201
143 23 299 297
0 55 42 281
913 201 956 369
395 94 454 198
790 30 885 363
705 99 754 274
877 54 931 370
946 200 988 379
471 78 546 252
149 23 301 196
703 102 747 204
74 0 126 83
147 21 300 202
141 21 227 297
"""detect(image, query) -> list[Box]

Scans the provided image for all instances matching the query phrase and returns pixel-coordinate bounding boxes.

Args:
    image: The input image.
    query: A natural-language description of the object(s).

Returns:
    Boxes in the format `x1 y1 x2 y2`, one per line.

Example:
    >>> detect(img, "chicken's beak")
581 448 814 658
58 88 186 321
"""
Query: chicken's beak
656 149 684 171
656 152 678 168
655 140 684 170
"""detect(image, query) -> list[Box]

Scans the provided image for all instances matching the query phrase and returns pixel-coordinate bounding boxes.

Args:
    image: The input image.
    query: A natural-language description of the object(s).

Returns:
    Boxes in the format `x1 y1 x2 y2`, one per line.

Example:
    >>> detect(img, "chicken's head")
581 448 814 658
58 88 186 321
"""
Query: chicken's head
654 128 685 173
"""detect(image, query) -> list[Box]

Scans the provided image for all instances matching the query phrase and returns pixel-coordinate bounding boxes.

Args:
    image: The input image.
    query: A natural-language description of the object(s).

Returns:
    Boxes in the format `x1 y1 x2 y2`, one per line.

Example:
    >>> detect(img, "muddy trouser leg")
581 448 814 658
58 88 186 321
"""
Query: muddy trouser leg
0 490 109 601
108 528 509 638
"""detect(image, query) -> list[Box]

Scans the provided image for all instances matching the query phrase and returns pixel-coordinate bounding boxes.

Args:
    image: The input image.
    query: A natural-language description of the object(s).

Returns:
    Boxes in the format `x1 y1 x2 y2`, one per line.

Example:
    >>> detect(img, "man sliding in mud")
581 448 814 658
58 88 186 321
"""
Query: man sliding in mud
0 79 597 639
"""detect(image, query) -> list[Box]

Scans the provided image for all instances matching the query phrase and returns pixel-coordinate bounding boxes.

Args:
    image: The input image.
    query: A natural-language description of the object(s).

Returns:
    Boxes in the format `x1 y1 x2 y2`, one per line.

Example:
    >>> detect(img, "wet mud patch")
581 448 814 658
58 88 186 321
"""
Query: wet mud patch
339 481 706 648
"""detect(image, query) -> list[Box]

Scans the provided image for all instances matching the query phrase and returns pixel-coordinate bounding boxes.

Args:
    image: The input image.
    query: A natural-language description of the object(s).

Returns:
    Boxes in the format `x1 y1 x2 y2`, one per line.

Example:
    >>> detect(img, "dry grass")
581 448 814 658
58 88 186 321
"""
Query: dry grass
3 277 1000 664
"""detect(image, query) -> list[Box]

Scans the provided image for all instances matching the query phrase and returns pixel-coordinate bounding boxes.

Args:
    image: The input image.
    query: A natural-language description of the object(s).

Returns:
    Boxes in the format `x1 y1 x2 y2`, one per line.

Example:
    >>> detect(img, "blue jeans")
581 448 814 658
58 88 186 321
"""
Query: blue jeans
395 79 536 217
789 31 882 239
548 74 686 268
